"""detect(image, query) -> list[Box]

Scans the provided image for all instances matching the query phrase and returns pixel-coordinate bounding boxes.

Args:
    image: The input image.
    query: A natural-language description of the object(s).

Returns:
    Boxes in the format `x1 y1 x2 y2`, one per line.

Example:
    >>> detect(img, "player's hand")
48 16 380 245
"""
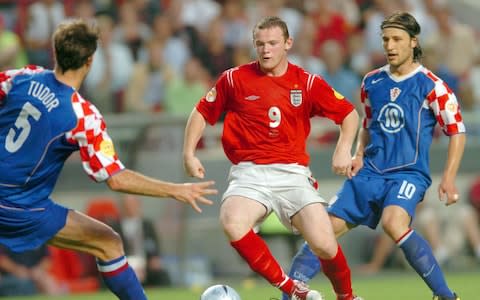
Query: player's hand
332 149 353 178
184 155 206 179
350 155 364 177
174 181 217 213
438 178 459 206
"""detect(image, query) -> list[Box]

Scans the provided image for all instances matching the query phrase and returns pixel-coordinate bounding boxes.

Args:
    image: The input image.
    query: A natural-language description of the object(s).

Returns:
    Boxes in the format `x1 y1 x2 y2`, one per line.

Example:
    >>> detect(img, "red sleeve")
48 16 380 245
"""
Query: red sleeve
65 93 125 182
308 75 355 124
196 68 234 125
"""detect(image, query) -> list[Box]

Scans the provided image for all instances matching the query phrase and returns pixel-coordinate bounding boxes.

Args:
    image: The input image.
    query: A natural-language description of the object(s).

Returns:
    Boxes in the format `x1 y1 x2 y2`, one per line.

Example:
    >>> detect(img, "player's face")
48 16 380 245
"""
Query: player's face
253 26 292 75
382 27 417 72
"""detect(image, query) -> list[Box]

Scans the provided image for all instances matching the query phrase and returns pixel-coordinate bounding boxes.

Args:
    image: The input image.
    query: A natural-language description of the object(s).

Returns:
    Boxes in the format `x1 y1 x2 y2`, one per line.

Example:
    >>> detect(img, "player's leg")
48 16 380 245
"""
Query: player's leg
416 202 451 265
282 215 352 300
221 195 301 295
285 215 352 281
284 176 368 300
285 242 320 285
48 210 147 300
382 204 457 299
293 204 356 300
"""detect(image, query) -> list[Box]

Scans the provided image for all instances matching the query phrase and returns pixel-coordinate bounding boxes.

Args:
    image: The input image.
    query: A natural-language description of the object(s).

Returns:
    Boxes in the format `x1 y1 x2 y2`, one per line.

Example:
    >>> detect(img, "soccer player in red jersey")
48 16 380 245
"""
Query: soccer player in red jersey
183 16 361 300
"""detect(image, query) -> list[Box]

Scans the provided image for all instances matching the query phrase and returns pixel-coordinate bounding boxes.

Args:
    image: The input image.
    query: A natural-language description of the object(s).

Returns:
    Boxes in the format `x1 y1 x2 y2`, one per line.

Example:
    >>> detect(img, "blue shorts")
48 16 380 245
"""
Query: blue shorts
0 200 68 252
328 172 429 229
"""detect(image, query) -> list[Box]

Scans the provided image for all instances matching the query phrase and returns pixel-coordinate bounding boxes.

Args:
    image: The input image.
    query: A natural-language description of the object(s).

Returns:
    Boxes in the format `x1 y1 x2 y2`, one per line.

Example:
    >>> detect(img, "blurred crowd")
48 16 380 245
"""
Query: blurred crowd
0 0 479 116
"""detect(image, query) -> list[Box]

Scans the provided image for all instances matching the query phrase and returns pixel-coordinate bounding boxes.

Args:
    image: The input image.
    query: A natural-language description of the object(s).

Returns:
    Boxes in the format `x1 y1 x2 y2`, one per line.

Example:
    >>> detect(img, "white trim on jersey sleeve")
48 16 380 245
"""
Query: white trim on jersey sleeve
226 66 239 88
307 74 315 91
227 69 234 88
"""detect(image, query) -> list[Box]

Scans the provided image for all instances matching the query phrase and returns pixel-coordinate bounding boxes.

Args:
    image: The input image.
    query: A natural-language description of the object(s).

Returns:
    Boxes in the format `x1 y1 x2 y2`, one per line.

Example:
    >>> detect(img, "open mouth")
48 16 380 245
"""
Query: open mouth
387 53 397 59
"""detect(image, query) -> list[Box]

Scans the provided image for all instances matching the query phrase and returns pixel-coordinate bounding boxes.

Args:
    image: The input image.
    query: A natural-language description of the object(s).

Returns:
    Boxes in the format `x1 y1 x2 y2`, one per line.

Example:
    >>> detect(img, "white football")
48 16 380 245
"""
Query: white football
200 284 241 300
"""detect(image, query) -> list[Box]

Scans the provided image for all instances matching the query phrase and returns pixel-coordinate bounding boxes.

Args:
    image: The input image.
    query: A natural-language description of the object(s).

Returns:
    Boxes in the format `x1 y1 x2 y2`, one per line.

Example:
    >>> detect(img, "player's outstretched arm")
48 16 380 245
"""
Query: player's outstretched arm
106 169 217 213
438 133 466 206
183 108 207 179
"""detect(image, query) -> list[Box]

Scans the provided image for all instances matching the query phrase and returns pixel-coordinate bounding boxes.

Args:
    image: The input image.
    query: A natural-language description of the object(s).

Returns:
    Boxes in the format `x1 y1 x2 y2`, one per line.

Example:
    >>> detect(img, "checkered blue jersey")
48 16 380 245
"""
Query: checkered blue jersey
360 65 465 182
0 66 124 209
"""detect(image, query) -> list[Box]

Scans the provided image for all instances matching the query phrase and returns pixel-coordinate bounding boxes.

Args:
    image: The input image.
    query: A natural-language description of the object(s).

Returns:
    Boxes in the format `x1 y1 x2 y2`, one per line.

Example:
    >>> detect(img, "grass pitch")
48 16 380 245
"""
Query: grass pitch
6 270 478 300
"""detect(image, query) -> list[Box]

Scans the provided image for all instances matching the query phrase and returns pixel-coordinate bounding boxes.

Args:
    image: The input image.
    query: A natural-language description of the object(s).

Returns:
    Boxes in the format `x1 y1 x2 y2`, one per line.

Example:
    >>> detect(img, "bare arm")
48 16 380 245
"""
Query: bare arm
332 109 359 178
351 127 370 176
354 127 369 158
183 108 207 178
106 169 216 213
438 133 466 206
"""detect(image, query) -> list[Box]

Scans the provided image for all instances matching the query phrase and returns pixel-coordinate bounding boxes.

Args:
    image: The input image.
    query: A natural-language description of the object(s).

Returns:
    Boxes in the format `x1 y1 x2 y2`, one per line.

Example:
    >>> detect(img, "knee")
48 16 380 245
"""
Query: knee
220 216 251 241
308 239 338 259
97 226 124 261
381 220 406 241
381 219 395 237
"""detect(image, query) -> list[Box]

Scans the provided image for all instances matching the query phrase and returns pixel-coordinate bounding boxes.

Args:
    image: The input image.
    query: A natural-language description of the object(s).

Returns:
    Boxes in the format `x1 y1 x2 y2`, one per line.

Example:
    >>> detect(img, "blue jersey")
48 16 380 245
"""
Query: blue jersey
328 65 466 229
360 65 465 183
0 66 125 252
0 67 125 209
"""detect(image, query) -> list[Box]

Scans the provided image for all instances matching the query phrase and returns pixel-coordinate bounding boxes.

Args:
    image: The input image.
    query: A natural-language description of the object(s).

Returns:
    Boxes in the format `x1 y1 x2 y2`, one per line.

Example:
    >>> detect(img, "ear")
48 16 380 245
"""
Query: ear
85 55 94 68
411 36 418 49
285 37 293 51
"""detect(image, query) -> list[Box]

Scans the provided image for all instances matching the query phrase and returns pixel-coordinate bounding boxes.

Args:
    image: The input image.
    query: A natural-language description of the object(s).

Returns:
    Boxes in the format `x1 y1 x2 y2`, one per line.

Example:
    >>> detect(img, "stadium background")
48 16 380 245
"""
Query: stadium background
0 0 479 297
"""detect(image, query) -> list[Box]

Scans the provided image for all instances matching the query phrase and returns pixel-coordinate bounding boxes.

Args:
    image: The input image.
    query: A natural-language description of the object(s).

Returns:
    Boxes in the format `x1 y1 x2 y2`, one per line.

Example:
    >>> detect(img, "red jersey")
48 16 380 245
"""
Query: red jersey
196 62 355 165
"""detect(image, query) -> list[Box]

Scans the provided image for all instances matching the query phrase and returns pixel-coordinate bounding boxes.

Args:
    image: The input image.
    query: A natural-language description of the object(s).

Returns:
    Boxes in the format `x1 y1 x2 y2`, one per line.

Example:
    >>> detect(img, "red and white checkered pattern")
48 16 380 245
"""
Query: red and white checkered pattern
425 70 466 135
360 83 372 129
0 65 44 104
360 68 466 136
359 68 382 129
66 92 125 182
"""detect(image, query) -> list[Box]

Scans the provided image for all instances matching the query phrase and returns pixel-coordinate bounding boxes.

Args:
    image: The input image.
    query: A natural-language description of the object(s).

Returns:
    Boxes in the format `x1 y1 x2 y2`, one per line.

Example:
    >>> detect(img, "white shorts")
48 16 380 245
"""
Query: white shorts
222 162 327 233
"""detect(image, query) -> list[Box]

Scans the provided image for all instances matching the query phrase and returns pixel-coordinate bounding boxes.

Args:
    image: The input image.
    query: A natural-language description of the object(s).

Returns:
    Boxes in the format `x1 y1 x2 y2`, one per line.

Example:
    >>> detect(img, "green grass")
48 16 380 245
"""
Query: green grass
6 271 478 300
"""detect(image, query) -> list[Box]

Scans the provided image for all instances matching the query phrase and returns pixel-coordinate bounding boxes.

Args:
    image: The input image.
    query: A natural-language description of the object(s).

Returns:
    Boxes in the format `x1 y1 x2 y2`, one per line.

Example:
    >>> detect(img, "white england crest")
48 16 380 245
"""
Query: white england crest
390 87 401 102
290 89 302 107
